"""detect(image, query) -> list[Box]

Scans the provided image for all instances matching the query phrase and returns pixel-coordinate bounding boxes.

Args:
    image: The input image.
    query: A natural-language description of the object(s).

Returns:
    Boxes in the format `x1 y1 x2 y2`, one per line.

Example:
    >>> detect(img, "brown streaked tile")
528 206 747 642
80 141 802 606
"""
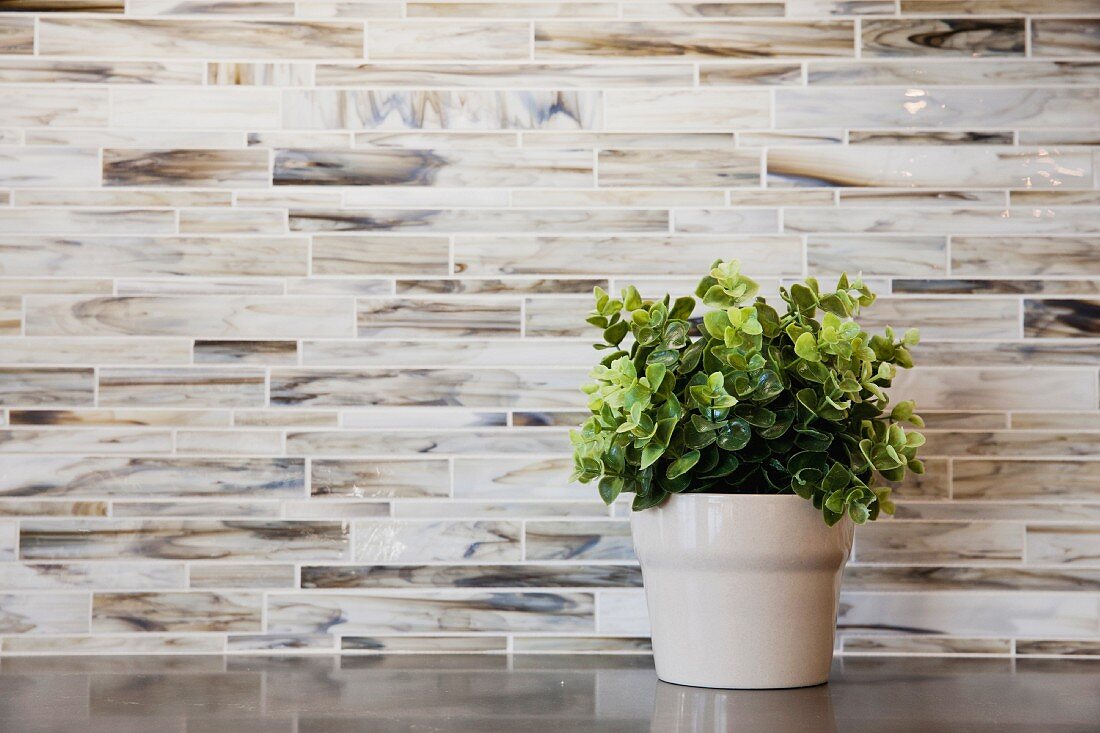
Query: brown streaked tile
1027 526 1100 566
1011 413 1100 430
900 0 1100 11
179 208 286 234
9 409 228 426
894 502 1100 523
26 296 351 337
303 564 641 588
316 62 691 87
862 19 1025 57
311 458 450 498
534 20 855 59
955 460 1100 501
0 593 90 634
97 368 265 408
848 131 1014 145
0 59 201 84
274 148 592 187
843 565 1100 592
92 592 262 632
698 62 803 85
909 341 1100 367
0 429 173 454
952 237 1100 277
369 21 531 61
921 431 1100 458
1017 639 1100 657
194 340 298 365
342 635 507 652
841 635 1011 655
0 88 107 128
0 17 34 54
894 279 1100 296
0 146 100 188
287 429 570 456
2 634 225 655
854 522 1024 564
396 278 603 295
358 298 521 338
0 295 20 335
189 564 296 588
291 207 664 233
39 18 364 58
1024 299 1100 338
1032 19 1100 58
884 458 950 500
0 501 108 517
267 591 595 633
808 235 946 276
0 562 182 590
103 147 271 188
890 368 1095 411
22 520 349 560
207 61 312 85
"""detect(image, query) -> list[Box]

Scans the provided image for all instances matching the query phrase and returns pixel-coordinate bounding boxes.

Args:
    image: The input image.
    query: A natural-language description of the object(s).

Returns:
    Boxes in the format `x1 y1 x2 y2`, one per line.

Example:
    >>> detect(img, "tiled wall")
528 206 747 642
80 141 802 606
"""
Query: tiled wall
0 0 1098 657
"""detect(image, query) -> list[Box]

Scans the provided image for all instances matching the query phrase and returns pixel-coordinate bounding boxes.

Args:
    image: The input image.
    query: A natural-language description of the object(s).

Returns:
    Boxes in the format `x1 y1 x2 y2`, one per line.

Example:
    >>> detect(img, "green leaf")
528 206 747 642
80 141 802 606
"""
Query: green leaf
666 450 701 479
848 502 870 524
716 418 751 451
794 332 820 362
641 444 665 470
598 477 623 504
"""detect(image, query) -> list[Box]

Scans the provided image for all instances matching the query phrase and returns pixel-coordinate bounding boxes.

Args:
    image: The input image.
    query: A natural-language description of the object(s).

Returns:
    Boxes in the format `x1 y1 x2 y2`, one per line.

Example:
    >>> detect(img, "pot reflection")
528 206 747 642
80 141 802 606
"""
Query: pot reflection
650 680 837 733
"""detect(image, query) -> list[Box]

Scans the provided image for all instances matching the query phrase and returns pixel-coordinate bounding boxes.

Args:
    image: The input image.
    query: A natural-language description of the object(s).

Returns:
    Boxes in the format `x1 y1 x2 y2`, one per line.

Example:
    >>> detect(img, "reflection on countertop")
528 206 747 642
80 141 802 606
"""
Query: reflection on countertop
0 654 1098 733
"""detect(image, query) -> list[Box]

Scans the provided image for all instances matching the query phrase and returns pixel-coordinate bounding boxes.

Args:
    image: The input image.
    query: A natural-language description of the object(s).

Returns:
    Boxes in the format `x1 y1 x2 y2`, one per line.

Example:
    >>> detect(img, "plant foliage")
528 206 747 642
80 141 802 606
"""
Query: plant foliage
569 260 925 526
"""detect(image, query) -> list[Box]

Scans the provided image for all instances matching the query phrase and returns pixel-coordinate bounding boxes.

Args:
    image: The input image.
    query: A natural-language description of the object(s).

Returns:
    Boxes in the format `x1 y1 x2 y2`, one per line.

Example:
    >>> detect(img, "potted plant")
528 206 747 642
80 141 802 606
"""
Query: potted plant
570 260 925 689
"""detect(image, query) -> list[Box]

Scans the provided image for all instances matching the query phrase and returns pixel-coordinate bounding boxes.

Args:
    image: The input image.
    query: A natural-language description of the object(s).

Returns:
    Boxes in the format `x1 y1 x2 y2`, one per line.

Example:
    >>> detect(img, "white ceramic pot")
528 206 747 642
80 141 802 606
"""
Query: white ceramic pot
631 493 854 690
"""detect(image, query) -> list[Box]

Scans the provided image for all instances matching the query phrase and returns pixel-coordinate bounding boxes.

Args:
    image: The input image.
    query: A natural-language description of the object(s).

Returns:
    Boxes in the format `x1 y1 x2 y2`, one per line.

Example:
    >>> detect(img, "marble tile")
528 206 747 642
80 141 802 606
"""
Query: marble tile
193 340 298 364
1 237 308 277
1024 299 1100 338
535 20 855 58
841 636 1011 655
862 19 1025 57
598 149 760 187
291 207 665 233
21 519 349 560
10 408 227 428
267 591 596 633
176 429 284 455
524 521 635 561
304 340 588 369
302 564 640 588
785 207 1100 235
1027 526 1100 565
0 338 191 365
808 60 1100 85
0 297 21 335
854 522 1024 564
15 189 231 207
776 88 1100 129
207 62 312 85
96 368 265 407
354 520 521 561
283 90 600 130
954 457 1100 501
0 594 90 634
768 147 1091 189
1031 19 1100 58
0 146 100 188
26 296 351 337
808 235 946 276
605 89 771 130
110 501 284 517
312 235 449 275
894 503 1100 523
111 88 280 130
1016 639 1100 656
410 2 619 18
274 148 593 187
369 21 530 60
0 208 176 235
189 564 295 588
341 635 507 652
0 89 108 128
698 62 804 85
316 63 692 87
453 235 803 276
2 634 225 655
39 19 363 58
104 149 270 188
0 17 35 55
342 409 506 429
837 297 1021 339
846 565 1100 592
0 59 203 84
272 368 582 408
311 459 451 498
0 369 94 407
357 298 521 338
921 431 1100 458
889 368 1096 411
900 0 1100 11
836 593 1098 637
0 428 174 454
0 500 109 516
286 429 570 456
0 456 305 497
92 592 263 632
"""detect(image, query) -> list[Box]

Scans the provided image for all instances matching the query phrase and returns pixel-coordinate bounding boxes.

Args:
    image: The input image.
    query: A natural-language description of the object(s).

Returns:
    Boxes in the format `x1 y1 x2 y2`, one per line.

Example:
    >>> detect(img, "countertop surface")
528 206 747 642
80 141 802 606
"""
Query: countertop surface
1 654 1098 733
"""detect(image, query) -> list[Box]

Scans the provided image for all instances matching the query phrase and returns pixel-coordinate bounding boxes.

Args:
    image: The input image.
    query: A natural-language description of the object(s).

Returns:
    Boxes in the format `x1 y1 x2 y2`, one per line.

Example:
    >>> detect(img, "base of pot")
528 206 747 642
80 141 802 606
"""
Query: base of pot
655 673 830 691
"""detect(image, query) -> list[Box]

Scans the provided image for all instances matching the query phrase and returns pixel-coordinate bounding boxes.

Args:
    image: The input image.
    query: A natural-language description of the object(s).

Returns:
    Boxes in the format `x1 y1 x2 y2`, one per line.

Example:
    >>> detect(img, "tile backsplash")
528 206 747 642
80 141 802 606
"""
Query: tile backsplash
0 0 1099 657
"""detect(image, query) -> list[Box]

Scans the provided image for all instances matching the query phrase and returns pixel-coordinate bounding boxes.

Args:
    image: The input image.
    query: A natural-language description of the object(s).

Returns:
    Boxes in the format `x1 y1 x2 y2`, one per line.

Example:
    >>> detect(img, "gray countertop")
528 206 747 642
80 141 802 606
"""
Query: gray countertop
1 654 1098 733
